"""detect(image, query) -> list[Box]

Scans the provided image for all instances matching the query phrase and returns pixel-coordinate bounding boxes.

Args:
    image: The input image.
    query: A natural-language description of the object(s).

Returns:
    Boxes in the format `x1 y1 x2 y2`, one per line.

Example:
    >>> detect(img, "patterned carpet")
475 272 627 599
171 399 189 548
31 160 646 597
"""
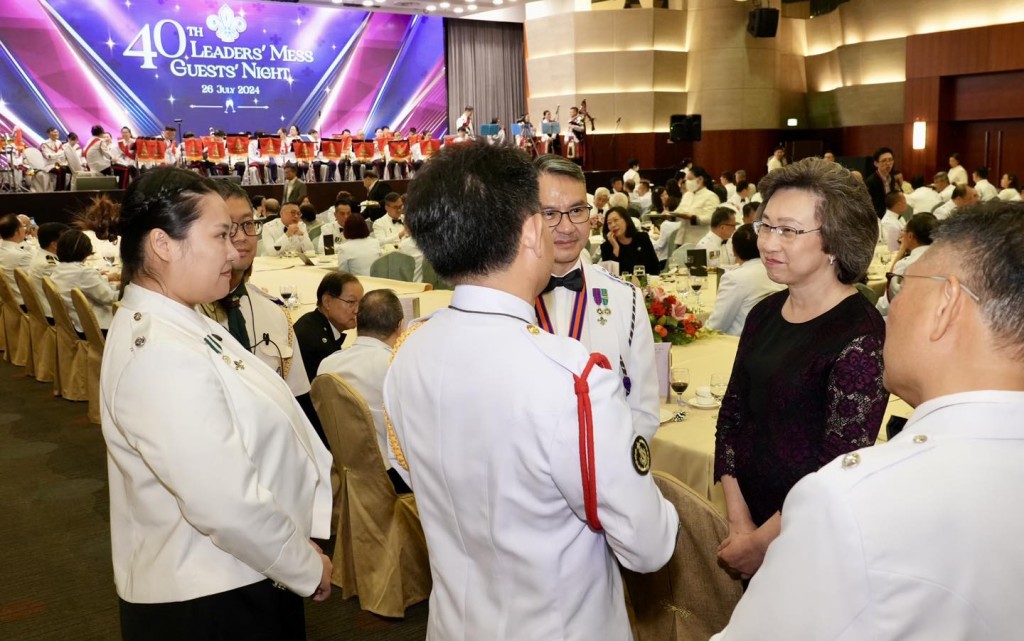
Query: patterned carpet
0 359 428 640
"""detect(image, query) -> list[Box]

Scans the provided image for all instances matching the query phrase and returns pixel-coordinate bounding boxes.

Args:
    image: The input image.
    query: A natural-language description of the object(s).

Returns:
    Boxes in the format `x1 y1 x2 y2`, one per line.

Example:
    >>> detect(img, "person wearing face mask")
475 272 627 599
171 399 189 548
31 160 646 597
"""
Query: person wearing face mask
674 165 722 246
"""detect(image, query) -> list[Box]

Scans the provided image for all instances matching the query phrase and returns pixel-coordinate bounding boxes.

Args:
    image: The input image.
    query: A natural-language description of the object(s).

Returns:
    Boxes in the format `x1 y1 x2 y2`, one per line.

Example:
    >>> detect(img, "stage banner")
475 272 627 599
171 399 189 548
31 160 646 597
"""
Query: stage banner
183 138 205 161
226 135 249 157
421 138 441 157
293 141 315 161
321 139 343 161
204 137 227 161
388 140 410 161
0 2 449 149
259 136 282 156
353 141 374 162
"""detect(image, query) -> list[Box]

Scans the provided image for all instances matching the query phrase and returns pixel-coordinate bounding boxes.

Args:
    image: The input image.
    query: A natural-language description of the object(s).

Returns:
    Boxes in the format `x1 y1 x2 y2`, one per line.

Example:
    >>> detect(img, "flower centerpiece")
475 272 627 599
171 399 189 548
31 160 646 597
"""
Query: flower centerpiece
645 286 712 345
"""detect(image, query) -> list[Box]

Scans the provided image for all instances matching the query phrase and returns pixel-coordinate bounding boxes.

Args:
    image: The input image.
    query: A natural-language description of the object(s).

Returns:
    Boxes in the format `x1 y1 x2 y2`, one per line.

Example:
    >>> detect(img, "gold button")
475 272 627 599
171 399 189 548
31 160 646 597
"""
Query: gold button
134 337 145 347
912 434 928 444
526 325 540 335
133 312 142 321
841 452 861 469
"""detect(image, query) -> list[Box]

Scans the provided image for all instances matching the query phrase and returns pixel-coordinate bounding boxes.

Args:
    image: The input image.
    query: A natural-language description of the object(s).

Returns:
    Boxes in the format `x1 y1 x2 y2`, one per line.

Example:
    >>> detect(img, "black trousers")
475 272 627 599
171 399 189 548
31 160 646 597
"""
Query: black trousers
119 579 305 641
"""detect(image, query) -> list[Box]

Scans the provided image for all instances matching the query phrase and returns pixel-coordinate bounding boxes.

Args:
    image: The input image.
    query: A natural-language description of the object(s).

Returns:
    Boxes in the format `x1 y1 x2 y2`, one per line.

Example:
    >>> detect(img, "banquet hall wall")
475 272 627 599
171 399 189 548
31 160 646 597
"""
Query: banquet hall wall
524 0 1024 180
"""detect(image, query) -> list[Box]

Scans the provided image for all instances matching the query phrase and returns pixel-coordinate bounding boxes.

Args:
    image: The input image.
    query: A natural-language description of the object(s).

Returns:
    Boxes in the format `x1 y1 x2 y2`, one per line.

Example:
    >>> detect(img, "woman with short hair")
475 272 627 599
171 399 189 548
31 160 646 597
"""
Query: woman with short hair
335 212 381 275
51 229 116 332
714 158 887 580
101 167 333 640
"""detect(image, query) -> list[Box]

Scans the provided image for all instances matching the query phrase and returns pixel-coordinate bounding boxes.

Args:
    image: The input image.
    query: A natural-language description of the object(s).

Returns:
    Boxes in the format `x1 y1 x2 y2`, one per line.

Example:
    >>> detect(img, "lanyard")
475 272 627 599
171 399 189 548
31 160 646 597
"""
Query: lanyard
534 271 587 341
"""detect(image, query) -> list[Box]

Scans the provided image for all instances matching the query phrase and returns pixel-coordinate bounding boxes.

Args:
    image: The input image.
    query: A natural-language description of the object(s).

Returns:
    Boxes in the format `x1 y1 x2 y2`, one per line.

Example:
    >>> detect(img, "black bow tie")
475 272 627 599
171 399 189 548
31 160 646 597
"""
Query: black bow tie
392 217 403 225
543 268 583 293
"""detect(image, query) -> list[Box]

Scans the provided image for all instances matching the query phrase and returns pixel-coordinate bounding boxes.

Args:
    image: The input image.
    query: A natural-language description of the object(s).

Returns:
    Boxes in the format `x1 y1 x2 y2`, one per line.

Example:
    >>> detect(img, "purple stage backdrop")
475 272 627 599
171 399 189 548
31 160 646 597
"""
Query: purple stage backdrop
0 1 447 146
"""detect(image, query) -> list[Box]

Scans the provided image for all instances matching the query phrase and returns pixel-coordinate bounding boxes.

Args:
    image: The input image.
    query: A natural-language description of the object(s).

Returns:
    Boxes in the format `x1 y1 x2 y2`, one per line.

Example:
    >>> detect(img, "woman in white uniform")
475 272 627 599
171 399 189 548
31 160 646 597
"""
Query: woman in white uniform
335 212 380 275
100 167 334 640
50 230 117 332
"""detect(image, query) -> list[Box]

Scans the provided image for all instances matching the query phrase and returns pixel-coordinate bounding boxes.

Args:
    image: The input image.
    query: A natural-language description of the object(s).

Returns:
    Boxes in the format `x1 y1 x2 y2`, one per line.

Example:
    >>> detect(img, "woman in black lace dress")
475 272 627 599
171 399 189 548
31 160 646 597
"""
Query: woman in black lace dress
714 158 887 579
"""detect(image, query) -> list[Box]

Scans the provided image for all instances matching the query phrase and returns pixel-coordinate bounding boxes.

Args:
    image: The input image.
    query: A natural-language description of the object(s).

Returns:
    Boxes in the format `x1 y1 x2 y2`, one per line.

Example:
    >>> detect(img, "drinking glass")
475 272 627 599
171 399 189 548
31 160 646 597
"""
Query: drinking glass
279 284 296 308
690 274 706 308
670 367 690 408
709 372 729 419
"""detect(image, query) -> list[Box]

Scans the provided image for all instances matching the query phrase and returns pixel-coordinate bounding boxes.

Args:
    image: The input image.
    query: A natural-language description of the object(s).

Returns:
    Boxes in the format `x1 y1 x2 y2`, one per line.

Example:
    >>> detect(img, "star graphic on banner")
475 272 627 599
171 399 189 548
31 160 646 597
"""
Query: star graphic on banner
280 115 285 122
295 17 302 26
285 76 294 87
105 37 116 52
124 0 131 7
239 8 246 17
332 44 337 50
168 95 176 105
174 4 180 11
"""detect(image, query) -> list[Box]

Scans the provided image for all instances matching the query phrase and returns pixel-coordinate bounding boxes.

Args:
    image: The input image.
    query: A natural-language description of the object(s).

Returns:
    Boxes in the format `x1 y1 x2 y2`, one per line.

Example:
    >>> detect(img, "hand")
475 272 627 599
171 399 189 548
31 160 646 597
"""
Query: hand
606 232 618 248
717 530 766 580
310 541 332 602
286 223 301 237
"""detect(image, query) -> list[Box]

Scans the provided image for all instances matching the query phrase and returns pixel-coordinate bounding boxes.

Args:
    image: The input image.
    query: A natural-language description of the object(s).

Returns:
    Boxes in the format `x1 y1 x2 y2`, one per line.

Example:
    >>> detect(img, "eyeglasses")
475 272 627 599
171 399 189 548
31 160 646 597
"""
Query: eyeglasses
541 205 593 227
885 273 980 302
333 296 360 307
753 221 822 240
229 220 263 237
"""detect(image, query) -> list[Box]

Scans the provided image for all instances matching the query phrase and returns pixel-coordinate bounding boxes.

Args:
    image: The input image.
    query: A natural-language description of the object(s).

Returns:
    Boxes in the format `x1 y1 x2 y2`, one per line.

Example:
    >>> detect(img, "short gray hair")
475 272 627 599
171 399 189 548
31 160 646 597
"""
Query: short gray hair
757 157 877 285
534 154 584 184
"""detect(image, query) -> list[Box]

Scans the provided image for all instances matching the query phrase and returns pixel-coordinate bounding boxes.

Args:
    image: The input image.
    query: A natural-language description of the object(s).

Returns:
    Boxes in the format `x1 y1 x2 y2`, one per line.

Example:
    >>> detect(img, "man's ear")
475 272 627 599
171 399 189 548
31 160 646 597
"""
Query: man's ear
520 213 545 259
928 276 969 343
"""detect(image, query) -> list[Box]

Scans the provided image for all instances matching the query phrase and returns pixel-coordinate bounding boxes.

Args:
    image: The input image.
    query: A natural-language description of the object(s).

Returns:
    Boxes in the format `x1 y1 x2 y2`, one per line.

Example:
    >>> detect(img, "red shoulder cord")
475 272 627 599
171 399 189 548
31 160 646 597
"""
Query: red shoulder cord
574 353 611 531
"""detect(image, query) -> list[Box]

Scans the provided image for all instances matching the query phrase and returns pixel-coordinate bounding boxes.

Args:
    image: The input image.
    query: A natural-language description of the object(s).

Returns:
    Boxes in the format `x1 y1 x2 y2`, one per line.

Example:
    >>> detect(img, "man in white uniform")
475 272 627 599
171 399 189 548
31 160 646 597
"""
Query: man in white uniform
261 203 313 256
0 214 32 305
385 142 678 641
707 224 784 336
712 200 1024 640
674 165 722 246
972 166 999 201
695 206 737 267
29 222 69 317
371 193 406 247
879 191 908 252
534 154 660 442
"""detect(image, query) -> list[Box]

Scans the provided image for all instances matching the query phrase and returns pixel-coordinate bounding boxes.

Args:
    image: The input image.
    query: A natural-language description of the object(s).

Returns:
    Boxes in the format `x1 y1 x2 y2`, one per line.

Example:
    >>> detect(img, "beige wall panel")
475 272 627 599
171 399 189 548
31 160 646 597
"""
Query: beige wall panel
613 93 656 132
653 91 690 128
804 10 844 56
687 88 745 130
779 53 807 94
805 82 904 128
614 51 657 92
574 52 619 93
611 10 656 50
525 15 575 59
686 6 750 51
698 47 760 91
805 49 842 92
574 12 614 53
738 88 783 129
527 55 577 97
835 38 906 86
652 51 688 92
652 9 688 51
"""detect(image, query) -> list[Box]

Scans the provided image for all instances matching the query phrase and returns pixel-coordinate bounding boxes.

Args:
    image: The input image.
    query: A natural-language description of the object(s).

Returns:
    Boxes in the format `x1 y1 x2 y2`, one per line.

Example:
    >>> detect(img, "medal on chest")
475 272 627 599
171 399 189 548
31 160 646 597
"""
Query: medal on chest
593 288 611 325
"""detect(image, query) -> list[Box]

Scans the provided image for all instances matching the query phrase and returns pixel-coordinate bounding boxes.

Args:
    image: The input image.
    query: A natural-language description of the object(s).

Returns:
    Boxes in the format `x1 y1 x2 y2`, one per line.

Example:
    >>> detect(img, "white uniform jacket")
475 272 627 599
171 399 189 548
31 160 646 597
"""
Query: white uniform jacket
372 215 404 246
383 285 678 641
101 284 333 603
706 258 786 336
261 219 314 256
713 390 1024 641
536 259 659 441
675 187 721 246
29 249 59 316
200 284 311 397
0 239 33 305
50 261 116 331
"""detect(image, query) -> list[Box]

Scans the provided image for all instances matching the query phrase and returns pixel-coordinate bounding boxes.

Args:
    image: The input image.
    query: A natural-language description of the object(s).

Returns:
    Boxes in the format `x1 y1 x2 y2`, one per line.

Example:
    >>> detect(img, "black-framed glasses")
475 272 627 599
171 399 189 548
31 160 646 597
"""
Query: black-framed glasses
333 296 360 307
229 220 263 237
753 220 822 240
885 272 980 302
541 204 593 227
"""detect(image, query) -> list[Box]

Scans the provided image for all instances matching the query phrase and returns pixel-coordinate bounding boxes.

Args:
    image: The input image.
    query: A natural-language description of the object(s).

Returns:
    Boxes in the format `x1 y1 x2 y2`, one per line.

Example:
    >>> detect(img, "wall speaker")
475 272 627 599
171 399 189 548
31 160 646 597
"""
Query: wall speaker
747 8 780 38
669 114 702 143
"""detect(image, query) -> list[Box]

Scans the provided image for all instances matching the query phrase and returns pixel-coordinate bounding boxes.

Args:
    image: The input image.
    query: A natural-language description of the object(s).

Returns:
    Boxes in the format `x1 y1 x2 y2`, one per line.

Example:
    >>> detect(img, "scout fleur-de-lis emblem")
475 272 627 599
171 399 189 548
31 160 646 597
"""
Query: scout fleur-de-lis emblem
207 4 247 43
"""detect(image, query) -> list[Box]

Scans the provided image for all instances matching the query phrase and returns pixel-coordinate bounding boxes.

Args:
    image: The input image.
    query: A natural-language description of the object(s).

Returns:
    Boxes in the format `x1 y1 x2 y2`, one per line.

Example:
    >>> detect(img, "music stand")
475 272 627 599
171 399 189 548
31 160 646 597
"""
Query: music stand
541 122 560 136
479 124 500 137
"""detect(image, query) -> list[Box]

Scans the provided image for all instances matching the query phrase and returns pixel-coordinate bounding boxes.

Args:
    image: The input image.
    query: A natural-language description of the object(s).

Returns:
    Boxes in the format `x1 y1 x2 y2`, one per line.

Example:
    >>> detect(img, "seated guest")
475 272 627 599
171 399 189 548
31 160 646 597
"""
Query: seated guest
879 212 938 311
934 183 978 220
335 213 380 275
294 271 364 383
318 289 409 493
934 171 955 202
905 173 945 213
633 179 653 212
397 225 425 282
74 194 121 269
30 222 70 317
84 125 114 176
880 191 908 252
998 172 1021 201
707 224 785 336
973 166 999 201
299 203 322 241
372 192 406 247
715 158 887 581
315 198 355 254
261 197 281 221
0 213 33 305
695 206 737 266
711 201 1024 641
741 202 758 225
652 215 683 271
600 206 660 274
51 230 116 333
261 203 313 256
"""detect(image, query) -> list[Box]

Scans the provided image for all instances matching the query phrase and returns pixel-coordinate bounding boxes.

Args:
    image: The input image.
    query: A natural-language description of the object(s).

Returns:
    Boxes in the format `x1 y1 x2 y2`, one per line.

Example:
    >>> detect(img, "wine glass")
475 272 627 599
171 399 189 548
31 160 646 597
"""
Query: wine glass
690 274 706 308
279 284 296 308
670 367 690 409
273 242 283 256
709 372 729 419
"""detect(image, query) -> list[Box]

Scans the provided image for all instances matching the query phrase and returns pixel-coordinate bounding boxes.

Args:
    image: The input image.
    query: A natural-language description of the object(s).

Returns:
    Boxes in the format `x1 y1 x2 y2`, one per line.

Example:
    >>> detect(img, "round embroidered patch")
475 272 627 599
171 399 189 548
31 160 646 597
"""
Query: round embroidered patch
632 435 651 475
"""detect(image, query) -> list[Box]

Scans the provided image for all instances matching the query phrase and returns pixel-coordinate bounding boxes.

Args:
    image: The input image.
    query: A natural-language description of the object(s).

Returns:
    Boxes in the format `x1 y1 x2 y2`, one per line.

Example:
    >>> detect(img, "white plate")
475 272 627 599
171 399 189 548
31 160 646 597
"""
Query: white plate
686 397 721 409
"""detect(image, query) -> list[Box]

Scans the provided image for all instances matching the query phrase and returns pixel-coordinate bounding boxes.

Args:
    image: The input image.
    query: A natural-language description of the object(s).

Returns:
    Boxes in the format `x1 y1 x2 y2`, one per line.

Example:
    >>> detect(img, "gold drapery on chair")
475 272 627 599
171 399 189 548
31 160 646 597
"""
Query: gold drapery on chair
622 471 743 641
14 268 56 384
310 373 431 618
40 277 89 402
70 288 106 424
0 272 31 368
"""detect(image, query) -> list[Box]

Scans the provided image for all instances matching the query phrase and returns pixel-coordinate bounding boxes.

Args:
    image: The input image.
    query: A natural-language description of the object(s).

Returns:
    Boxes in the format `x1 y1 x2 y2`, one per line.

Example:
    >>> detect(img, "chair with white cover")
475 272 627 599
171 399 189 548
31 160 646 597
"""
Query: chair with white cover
13 268 56 383
0 273 31 368
420 259 451 291
369 252 415 282
670 244 697 270
70 288 106 424
621 471 743 641
310 372 431 618
40 277 89 402
64 148 98 190
21 147 55 192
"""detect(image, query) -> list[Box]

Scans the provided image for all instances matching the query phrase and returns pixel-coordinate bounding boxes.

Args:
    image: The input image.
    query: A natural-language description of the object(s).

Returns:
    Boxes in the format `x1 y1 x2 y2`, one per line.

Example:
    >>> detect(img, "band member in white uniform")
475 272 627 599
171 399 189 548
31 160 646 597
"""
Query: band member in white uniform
532 154 660 442
384 141 677 641
40 127 69 190
101 167 332 640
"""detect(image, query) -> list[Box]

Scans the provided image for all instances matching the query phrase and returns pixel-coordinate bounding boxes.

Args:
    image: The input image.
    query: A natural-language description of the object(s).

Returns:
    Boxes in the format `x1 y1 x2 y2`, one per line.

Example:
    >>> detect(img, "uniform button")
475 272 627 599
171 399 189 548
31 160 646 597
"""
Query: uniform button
841 452 861 469
134 337 146 347
526 325 540 335
133 312 142 321
912 434 928 444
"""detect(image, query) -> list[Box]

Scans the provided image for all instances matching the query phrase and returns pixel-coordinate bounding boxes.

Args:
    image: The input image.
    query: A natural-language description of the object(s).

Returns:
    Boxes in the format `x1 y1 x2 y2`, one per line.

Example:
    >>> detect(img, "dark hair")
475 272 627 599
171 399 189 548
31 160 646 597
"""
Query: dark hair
164 125 177 133
67 132 79 143
872 147 894 162
627 158 639 168
741 202 759 221
316 270 360 307
975 166 989 179
118 167 217 286
731 223 760 261
951 184 970 201
363 169 378 180
263 199 281 217
950 152 960 162
756 157 877 285
251 194 265 208
665 195 681 212
342 212 370 240
90 125 104 137
0 214 21 240
56 229 93 263
299 203 318 223
934 201 1024 358
211 177 250 205
407 141 538 282
334 197 355 211
884 190 905 210
665 179 682 199
688 165 713 190
736 180 750 193
650 186 666 214
1004 173 1020 190
384 192 402 205
38 222 70 250
356 289 404 339
46 127 58 135
721 171 735 184
74 194 120 242
604 207 636 239
905 212 937 245
710 206 735 228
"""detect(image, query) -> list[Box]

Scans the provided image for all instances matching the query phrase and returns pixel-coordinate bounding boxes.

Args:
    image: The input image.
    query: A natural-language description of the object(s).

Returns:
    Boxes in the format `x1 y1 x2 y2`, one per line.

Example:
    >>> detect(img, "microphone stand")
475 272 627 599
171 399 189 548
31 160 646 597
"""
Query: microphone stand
609 117 621 170
174 118 184 168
